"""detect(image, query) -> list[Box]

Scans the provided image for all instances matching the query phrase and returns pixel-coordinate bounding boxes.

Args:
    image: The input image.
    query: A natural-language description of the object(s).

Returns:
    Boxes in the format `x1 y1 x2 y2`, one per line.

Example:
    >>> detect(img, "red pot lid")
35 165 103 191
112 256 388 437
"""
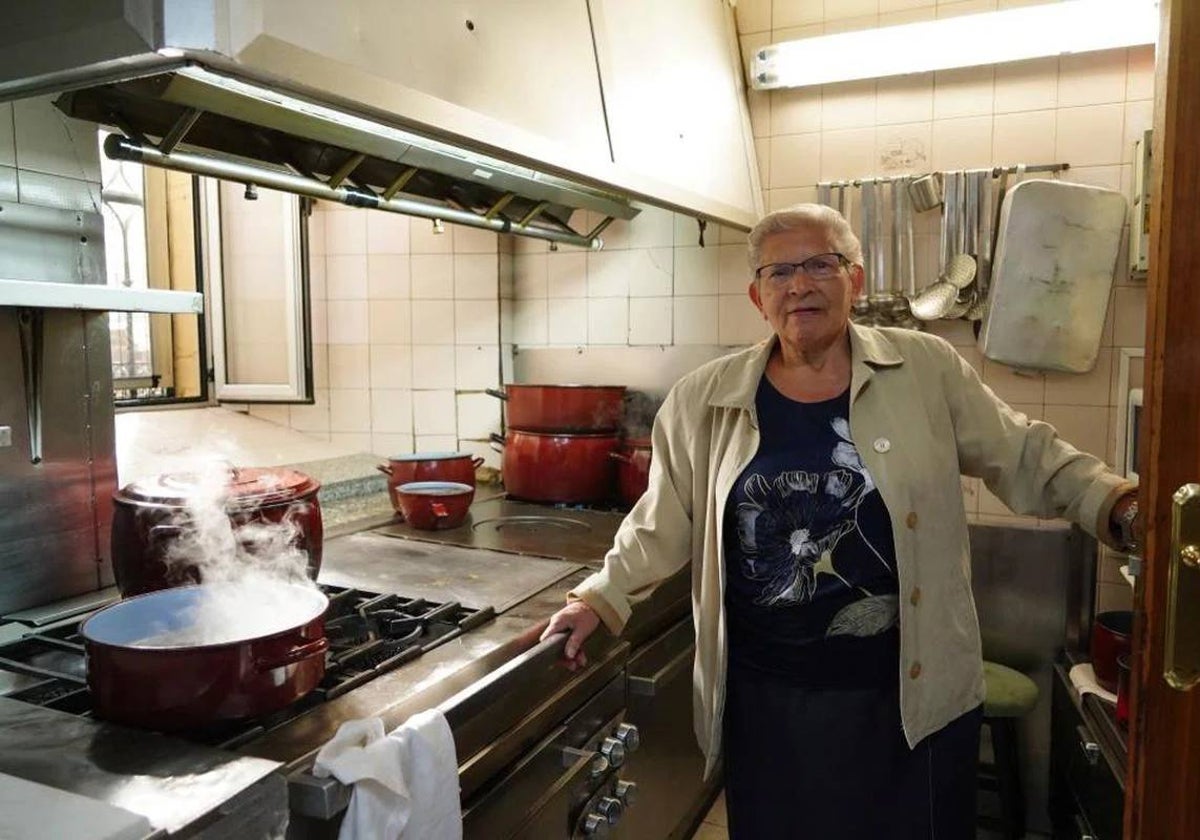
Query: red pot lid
115 467 320 510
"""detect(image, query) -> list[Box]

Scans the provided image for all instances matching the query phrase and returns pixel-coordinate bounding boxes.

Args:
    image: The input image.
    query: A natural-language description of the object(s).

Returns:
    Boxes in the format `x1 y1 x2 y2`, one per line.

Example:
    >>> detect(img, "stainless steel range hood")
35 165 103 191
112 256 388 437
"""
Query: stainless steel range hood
0 2 643 249
53 64 637 248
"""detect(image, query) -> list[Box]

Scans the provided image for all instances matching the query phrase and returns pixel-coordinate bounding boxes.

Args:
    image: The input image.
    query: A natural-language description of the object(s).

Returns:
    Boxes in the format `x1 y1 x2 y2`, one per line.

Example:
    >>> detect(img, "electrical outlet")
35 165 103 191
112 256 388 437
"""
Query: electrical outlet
0 426 11 447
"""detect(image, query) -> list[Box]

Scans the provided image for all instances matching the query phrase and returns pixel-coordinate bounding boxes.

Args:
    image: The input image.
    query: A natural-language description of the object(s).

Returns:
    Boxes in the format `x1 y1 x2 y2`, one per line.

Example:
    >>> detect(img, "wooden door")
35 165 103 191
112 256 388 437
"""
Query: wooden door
1125 0 1200 836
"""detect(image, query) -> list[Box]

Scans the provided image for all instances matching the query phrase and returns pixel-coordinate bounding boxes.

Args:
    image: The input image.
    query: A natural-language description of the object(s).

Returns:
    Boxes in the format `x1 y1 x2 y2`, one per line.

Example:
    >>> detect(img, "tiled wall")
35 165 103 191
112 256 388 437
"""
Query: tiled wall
246 203 508 469
0 96 101 212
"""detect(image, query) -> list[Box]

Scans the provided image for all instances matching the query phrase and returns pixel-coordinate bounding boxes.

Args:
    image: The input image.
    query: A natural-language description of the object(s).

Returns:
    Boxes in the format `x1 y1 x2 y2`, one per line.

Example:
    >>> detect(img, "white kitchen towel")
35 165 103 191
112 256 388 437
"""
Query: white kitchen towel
312 710 462 840
1068 662 1118 704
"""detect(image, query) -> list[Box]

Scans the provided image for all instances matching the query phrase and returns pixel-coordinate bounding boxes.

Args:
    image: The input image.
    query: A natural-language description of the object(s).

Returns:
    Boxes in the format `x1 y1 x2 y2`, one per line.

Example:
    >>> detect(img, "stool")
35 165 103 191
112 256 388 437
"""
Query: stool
979 661 1039 840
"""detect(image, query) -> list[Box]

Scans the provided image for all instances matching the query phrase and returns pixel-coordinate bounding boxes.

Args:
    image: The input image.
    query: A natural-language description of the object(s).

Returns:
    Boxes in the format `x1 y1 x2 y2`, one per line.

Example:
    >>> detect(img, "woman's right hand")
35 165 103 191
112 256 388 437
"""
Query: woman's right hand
541 601 601 671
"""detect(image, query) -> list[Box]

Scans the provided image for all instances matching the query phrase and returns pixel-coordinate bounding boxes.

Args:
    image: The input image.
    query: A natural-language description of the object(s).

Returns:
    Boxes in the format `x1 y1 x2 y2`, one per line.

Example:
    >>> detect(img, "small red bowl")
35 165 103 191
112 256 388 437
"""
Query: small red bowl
395 482 474 530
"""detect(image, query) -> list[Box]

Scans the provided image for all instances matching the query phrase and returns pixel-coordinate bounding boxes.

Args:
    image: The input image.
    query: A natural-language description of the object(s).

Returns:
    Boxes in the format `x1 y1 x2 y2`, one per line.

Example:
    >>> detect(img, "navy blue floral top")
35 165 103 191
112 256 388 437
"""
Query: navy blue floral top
723 377 900 687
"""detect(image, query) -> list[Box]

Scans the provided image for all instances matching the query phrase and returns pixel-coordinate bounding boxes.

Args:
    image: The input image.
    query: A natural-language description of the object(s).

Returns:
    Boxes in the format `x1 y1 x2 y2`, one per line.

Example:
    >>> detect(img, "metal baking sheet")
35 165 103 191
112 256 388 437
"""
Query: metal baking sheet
318 532 585 613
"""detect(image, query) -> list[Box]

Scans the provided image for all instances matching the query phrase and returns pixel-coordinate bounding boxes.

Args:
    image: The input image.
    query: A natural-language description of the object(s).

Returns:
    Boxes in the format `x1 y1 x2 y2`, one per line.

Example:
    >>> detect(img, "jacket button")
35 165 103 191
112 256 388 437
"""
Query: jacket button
909 661 922 679
905 511 919 529
873 437 891 453
909 587 921 606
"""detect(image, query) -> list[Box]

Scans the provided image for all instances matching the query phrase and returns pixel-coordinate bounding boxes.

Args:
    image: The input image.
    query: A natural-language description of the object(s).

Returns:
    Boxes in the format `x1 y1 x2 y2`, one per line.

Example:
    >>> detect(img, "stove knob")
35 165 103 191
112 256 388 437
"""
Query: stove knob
599 736 626 768
615 779 638 807
595 795 624 825
615 722 641 752
589 753 610 779
581 812 610 837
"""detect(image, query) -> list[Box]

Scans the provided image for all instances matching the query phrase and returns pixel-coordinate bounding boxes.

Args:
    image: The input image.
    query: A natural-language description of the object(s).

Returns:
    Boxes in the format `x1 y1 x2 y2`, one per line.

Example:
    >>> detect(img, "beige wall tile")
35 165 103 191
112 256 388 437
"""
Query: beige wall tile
324 210 367 255
368 299 411 345
879 7 936 25
880 0 936 10
1058 49 1128 108
827 0 880 20
409 217 453 254
1123 100 1154 164
876 73 934 125
720 294 770 344
749 86 772 139
1064 165 1122 191
367 254 411 299
771 132 823 187
982 358 1045 404
410 299 454 345
768 186 819 209
326 255 368 300
675 246 721 295
513 298 548 346
454 299 500 345
736 0 772 33
992 110 1056 168
1055 104 1125 167
936 0 997 17
455 393 502 440
586 250 631 298
453 254 498 300
674 296 720 344
369 345 412 390
823 15 880 34
755 136 771 186
366 212 410 254
933 66 995 119
771 87 823 135
1043 348 1113 407
629 297 674 345
514 253 548 299
821 79 877 130
416 434 459 451
1043 403 1111 463
876 121 933 174
452 223 499 254
587 298 629 345
721 244 753 295
627 248 675 297
413 390 457 435
931 115 993 169
328 344 370 389
327 300 369 344
1112 285 1146 347
547 252 588 298
330 389 371 432
772 0 824 29
547 298 589 345
993 57 1059 114
411 345 455 390
1126 45 1155 100
820 127 877 180
371 433 413 458
410 254 454 299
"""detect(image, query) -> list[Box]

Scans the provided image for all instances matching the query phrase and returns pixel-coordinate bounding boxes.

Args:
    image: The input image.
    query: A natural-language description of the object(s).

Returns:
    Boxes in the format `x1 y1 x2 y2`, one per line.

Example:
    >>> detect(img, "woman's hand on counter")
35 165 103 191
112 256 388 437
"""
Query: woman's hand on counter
541 601 601 671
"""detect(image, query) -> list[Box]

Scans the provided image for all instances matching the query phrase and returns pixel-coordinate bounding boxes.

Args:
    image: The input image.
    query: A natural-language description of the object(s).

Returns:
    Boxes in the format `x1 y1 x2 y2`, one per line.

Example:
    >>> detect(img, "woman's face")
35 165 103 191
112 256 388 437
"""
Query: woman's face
748 226 863 355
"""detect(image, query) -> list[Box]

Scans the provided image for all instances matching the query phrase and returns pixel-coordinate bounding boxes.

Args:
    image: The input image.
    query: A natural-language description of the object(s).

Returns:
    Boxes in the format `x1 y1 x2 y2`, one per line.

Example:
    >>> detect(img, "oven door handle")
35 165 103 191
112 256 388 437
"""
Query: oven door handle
629 646 693 697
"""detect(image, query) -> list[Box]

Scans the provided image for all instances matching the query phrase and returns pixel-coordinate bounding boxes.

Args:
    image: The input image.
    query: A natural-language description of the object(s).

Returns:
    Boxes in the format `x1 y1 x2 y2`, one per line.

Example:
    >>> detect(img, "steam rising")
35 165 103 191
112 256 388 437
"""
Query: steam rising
136 460 322 647
621 389 663 439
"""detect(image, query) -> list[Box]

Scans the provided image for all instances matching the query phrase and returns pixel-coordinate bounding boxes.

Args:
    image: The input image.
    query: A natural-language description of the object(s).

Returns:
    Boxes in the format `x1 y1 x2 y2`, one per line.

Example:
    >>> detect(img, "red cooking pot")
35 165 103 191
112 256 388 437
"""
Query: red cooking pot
487 384 626 432
395 481 474 530
1091 610 1133 693
81 582 328 729
111 467 323 597
611 437 652 509
376 451 482 516
492 430 618 504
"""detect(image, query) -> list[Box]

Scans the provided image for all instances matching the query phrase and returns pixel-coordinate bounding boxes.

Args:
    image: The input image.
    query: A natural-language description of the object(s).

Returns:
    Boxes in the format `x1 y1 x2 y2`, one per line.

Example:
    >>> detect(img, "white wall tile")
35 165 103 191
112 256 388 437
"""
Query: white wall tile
455 299 499 344
327 343 370 389
587 298 629 345
547 252 589 298
366 254 411 299
370 389 414 434
674 296 719 345
327 300 369 344
409 217 453 253
993 57 1058 114
629 297 674 345
719 294 768 345
1055 104 1125 167
311 301 328 345
329 389 371 432
366 211 411 253
411 299 455 345
628 248 674 297
307 211 326 257
930 116 993 169
12 97 99 181
457 439 501 470
454 254 498 299
411 344 457 389
675 246 720 295
933 67 995 119
368 299 412 344
821 80 877 130
547 298 589 345
308 255 327 301
771 87 822 136
369 345 413 389
455 344 500 390
875 73 934 126
456 393 502 440
1058 50 1128 108
586 250 631 297
451 223 498 254
372 433 414 458
416 434 460 452
513 297 549 346
719 244 753 293
290 390 330 433
324 209 368 254
329 432 373 452
627 207 678 250
326 254 368 300
769 132 821 188
413 390 458 435
514 253 548 299
410 254 454 299
992 110 1056 167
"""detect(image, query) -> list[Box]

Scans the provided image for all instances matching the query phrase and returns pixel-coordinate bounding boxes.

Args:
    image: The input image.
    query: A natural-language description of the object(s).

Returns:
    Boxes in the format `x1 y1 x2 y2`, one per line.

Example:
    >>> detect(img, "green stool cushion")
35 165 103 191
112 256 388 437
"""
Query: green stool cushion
982 661 1039 718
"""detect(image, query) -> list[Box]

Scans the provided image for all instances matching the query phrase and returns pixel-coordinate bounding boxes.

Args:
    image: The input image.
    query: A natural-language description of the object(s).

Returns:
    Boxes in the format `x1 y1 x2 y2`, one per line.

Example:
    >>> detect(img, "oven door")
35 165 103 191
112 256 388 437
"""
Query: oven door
615 615 717 839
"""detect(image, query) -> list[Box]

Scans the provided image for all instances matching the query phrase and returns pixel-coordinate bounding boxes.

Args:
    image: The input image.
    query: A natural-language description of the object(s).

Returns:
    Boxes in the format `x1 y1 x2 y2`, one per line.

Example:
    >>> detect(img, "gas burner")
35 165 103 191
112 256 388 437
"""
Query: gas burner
0 583 495 751
473 515 592 534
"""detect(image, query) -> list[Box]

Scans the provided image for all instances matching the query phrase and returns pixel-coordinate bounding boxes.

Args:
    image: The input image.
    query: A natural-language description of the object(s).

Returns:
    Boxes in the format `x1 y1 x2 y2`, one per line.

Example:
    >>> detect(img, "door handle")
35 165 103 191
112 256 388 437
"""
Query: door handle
1165 483 1200 690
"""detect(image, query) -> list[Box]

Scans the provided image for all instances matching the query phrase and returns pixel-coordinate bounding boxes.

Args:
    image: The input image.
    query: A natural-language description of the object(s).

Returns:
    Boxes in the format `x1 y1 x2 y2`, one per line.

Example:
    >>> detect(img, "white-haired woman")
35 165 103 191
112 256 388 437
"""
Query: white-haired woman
542 203 1140 838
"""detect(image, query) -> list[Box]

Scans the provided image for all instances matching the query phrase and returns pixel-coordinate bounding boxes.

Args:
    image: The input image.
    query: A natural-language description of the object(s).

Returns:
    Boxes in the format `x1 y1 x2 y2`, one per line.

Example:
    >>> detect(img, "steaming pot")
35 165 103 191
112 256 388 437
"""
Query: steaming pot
111 467 323 597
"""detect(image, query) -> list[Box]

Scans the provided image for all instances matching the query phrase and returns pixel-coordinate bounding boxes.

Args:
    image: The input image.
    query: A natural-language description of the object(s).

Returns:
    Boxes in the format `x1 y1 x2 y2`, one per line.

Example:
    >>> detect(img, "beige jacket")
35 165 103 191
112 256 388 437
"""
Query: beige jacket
570 324 1132 778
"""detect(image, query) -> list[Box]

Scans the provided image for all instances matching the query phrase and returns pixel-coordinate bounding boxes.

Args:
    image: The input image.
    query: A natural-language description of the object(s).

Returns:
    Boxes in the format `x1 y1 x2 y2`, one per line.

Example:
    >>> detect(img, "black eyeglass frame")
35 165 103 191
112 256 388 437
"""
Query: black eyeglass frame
754 252 853 282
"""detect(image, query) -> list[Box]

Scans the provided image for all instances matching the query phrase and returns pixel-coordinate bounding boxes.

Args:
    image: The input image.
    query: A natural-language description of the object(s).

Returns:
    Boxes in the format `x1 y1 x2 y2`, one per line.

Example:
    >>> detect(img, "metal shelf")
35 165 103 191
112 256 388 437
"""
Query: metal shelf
0 279 203 314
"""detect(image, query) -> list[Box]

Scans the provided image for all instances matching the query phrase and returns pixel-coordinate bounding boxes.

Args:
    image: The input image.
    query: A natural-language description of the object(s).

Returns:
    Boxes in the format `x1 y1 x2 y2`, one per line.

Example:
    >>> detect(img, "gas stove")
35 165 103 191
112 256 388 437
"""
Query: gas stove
0 583 495 750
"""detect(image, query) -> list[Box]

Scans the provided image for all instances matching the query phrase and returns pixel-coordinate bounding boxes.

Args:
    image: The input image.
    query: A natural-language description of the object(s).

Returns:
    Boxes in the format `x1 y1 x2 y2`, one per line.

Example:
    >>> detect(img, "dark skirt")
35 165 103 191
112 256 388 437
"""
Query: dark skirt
723 669 982 840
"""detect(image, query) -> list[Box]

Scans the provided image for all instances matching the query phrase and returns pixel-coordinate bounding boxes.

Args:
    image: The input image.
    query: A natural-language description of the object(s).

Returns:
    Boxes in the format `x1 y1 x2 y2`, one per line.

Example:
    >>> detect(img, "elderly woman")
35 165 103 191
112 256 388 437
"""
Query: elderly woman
542 203 1140 838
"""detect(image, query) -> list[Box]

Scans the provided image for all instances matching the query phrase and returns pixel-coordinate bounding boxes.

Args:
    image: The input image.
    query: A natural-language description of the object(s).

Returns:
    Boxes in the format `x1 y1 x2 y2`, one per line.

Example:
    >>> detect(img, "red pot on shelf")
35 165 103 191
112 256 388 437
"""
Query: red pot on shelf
487 384 626 433
492 430 618 504
111 467 323 597
611 437 652 509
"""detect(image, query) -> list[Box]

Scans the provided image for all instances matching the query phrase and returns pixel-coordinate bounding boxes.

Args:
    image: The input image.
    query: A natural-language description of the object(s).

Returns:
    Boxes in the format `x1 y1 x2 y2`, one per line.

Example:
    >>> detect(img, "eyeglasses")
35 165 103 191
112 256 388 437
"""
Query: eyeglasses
754 252 850 284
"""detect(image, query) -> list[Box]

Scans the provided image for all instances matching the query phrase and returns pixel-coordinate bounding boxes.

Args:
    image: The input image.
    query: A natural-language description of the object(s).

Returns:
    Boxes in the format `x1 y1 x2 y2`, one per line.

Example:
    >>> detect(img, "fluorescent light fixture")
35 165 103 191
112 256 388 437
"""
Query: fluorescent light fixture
752 0 1158 90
